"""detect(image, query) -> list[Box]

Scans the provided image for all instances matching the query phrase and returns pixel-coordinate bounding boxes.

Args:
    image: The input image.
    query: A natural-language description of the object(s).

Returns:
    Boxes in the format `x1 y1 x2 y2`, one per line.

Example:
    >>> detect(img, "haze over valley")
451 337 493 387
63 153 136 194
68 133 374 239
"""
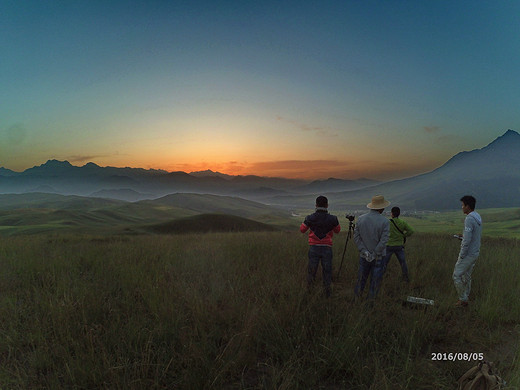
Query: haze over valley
1 129 519 235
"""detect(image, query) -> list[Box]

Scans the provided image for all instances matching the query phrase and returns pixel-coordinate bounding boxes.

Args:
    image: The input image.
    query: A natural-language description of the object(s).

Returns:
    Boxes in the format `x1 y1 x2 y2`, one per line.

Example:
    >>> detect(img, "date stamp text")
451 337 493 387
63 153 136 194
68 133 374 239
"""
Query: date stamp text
431 352 484 361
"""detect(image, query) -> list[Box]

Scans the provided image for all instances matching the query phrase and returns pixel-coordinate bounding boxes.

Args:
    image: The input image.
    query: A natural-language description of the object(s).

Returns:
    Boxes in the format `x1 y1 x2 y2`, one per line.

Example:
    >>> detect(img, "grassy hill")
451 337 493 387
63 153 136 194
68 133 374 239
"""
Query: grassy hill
144 213 280 234
0 192 124 210
403 208 520 238
143 192 289 218
1 193 518 238
0 192 288 235
290 207 520 239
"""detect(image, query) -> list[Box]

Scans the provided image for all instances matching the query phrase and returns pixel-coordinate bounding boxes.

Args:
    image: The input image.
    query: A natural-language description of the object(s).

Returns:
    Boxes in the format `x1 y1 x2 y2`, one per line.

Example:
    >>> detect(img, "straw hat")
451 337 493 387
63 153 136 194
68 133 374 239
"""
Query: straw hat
367 195 390 209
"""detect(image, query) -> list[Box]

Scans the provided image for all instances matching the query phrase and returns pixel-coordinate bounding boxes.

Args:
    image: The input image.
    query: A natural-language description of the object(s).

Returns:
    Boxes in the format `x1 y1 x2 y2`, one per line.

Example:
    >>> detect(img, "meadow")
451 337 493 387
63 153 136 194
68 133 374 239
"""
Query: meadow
1 230 519 389
403 208 520 239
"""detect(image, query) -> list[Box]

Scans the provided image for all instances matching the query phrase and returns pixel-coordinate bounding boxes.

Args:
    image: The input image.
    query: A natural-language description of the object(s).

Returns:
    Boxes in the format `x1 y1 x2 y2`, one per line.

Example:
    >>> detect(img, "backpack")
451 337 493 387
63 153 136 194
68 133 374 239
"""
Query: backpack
457 361 504 390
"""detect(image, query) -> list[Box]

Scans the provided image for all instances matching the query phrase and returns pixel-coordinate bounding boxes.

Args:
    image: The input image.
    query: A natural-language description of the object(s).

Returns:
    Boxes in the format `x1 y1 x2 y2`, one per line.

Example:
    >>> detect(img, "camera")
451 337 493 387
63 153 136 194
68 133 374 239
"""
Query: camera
345 214 355 221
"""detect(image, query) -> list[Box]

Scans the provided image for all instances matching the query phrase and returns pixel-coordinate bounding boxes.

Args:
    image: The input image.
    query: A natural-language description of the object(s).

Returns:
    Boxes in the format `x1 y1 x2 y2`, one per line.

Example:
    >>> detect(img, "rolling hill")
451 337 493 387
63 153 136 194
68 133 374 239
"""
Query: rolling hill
0 192 291 235
89 188 158 202
140 193 290 218
0 192 125 210
145 213 279 234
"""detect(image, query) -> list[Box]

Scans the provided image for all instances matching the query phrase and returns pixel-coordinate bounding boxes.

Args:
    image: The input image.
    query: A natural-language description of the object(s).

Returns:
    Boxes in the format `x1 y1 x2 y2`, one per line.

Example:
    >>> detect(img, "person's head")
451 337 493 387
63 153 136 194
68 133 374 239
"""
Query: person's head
316 195 328 209
391 206 400 218
460 195 476 214
367 195 390 213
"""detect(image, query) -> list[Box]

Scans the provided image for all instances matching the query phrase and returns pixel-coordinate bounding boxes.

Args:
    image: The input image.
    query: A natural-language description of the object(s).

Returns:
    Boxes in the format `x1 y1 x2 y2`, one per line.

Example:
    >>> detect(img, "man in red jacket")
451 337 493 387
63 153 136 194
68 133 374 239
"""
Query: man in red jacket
300 196 341 297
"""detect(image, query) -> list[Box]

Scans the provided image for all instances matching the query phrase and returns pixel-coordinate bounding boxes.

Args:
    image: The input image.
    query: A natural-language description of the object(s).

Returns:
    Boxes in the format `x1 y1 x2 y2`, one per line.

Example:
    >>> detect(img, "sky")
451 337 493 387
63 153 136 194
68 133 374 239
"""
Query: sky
2 1 520 180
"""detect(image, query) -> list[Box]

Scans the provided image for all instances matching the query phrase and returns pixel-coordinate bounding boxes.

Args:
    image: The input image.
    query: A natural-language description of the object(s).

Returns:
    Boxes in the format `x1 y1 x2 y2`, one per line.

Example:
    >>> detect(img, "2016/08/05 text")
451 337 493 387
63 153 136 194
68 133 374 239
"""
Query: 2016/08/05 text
431 353 484 361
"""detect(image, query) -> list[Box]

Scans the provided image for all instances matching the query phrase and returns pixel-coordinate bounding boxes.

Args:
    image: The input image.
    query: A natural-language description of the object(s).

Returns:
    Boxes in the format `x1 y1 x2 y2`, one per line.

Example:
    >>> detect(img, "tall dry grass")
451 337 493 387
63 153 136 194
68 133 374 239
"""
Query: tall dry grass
0 232 518 389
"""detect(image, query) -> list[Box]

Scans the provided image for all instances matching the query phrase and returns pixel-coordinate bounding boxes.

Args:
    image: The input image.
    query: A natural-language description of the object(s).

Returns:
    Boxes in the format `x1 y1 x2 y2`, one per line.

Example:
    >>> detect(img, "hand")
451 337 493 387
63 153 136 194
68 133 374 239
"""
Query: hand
363 250 375 262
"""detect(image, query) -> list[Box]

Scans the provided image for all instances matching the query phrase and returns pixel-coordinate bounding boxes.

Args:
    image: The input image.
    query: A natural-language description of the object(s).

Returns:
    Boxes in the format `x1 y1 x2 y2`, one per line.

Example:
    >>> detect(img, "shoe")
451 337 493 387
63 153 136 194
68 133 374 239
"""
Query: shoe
455 300 468 307
402 275 410 283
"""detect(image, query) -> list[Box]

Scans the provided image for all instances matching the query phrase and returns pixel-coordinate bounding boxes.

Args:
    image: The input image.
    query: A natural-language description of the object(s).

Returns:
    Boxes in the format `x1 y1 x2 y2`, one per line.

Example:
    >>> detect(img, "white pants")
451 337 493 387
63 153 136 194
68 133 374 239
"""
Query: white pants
453 255 478 302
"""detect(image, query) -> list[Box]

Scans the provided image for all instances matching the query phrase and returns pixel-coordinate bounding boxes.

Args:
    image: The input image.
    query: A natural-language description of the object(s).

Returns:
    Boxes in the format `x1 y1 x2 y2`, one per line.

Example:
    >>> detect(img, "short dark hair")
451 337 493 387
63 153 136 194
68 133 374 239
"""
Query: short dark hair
460 195 476 210
391 206 400 217
316 195 328 208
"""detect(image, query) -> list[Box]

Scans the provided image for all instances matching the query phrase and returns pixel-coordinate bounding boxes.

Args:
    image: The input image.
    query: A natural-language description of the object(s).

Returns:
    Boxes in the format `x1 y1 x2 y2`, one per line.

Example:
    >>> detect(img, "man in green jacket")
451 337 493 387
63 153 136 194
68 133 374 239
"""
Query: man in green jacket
382 206 414 282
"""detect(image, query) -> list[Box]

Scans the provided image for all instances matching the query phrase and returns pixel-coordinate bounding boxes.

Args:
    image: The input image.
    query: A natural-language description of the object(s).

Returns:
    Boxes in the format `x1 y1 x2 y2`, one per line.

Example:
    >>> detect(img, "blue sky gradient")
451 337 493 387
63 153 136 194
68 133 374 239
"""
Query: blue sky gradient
2 1 519 179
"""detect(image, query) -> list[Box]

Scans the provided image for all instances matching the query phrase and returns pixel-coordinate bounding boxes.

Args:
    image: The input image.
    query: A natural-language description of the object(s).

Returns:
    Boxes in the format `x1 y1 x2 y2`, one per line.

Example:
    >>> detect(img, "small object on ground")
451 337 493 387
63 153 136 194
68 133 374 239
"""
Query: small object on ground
406 296 434 305
403 296 434 309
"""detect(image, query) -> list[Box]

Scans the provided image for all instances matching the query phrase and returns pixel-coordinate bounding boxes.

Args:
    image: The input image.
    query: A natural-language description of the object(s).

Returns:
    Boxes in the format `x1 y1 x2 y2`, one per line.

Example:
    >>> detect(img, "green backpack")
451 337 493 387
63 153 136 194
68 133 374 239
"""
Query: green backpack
457 361 504 390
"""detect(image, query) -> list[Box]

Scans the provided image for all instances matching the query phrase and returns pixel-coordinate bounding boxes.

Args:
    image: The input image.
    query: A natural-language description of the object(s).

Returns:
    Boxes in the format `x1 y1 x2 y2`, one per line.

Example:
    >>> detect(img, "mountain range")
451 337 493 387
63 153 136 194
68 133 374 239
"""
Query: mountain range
0 159 378 201
1 129 519 211
308 129 520 211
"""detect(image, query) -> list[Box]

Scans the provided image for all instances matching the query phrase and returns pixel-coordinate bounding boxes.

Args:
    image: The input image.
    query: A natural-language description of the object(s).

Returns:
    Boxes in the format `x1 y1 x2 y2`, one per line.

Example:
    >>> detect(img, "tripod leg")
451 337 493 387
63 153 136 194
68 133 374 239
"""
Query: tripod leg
336 223 354 279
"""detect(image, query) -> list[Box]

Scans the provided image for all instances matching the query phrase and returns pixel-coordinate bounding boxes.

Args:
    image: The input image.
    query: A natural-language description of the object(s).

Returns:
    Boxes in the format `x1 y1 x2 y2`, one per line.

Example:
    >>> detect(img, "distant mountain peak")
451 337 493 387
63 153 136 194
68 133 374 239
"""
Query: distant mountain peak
24 159 74 172
189 170 233 179
482 129 520 150
447 130 520 161
0 167 19 176
18 159 77 178
495 129 518 140
192 169 216 174
45 159 72 165
83 162 100 168
493 129 519 142
437 128 520 173
43 159 73 167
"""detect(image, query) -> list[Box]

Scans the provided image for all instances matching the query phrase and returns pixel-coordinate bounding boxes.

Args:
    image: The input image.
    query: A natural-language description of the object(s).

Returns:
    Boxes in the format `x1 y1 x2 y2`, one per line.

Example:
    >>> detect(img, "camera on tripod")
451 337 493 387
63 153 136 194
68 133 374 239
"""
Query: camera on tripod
337 213 356 278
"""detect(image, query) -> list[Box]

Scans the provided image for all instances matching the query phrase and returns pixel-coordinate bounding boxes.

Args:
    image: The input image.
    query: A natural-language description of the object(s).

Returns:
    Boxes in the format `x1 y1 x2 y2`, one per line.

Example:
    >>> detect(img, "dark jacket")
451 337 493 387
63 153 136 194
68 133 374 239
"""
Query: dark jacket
300 208 341 246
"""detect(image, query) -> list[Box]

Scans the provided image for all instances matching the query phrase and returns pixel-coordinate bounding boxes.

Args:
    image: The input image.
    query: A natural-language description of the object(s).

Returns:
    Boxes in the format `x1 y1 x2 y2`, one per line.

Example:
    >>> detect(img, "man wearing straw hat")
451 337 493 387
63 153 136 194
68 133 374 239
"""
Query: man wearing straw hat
353 195 390 300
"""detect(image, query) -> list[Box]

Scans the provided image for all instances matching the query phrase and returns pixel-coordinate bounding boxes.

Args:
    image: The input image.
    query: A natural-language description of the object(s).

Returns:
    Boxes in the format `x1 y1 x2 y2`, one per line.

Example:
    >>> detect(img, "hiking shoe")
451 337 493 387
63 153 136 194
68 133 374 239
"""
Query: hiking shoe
455 300 468 307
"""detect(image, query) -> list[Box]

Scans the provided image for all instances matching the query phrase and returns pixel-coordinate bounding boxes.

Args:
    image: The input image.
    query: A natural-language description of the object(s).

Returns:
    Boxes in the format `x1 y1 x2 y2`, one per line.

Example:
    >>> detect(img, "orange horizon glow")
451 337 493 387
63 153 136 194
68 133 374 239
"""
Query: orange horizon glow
6 153 443 181
123 158 439 181
4 157 441 181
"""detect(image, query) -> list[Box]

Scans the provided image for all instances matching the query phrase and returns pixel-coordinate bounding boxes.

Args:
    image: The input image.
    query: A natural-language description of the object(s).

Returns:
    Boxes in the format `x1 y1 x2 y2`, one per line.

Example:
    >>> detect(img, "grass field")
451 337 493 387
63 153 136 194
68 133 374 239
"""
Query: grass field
1 231 519 389
1 190 518 239
293 207 520 239
0 192 294 236
403 208 520 239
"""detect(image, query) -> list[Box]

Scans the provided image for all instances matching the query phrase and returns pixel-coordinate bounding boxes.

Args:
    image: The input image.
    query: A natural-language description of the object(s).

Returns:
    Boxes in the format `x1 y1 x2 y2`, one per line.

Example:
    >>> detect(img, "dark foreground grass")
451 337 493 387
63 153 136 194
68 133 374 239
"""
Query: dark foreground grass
0 232 519 389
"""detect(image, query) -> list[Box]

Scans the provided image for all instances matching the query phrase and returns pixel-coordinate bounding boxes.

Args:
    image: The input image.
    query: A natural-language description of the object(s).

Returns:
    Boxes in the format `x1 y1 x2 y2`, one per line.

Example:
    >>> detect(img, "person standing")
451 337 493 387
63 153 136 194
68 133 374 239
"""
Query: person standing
382 206 414 282
300 196 341 297
453 195 482 307
353 195 390 300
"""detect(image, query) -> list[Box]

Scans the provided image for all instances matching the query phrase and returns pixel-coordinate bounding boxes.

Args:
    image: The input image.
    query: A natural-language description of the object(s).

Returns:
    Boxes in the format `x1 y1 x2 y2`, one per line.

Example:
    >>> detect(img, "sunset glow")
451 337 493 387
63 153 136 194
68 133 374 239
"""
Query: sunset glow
2 2 519 180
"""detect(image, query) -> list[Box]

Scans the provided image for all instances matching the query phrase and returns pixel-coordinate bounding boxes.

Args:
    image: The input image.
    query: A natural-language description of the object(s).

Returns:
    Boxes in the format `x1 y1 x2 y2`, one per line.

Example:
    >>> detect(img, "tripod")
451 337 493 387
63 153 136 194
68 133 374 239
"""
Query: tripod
337 217 355 279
